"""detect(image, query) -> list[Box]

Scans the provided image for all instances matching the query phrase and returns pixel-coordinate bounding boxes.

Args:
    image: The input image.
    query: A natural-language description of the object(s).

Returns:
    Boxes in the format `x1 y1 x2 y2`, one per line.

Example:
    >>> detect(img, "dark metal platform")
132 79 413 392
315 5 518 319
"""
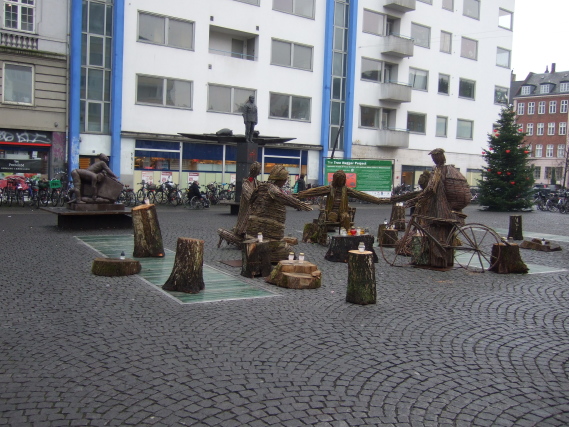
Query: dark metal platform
218 200 240 215
40 206 133 229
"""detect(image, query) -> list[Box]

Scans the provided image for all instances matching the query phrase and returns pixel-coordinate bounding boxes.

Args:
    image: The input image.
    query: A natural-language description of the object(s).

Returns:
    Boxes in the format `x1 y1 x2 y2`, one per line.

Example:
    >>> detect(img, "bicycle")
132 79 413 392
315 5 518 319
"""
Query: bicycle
136 181 157 204
380 213 503 273
190 195 209 209
117 184 136 207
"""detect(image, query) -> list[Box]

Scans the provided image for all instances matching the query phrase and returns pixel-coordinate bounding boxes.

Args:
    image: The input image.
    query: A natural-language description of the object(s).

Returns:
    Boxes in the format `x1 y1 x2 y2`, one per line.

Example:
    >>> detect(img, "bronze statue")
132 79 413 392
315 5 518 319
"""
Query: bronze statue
70 153 122 203
296 170 390 231
243 95 257 143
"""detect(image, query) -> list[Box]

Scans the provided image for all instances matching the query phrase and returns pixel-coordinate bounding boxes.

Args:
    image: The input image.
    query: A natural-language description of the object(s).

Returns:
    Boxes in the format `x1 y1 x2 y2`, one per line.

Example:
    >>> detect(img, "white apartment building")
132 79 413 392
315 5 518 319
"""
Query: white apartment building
67 0 514 189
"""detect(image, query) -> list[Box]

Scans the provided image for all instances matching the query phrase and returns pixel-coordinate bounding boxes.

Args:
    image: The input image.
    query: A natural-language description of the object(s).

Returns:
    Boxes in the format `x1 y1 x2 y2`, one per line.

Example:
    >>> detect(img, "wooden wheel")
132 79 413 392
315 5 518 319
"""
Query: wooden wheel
448 223 502 272
380 231 422 268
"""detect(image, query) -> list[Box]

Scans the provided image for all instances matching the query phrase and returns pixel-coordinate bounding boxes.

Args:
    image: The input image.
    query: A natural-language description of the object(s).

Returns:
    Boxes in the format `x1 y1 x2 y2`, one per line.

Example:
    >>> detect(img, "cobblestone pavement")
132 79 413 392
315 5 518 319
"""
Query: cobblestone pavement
1 203 568 426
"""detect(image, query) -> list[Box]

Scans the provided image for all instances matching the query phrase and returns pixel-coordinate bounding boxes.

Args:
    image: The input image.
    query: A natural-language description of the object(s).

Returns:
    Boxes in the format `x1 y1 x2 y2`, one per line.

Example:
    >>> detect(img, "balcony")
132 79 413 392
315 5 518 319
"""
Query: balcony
380 34 414 58
0 30 38 50
209 25 257 61
378 128 409 148
383 0 416 12
379 82 412 102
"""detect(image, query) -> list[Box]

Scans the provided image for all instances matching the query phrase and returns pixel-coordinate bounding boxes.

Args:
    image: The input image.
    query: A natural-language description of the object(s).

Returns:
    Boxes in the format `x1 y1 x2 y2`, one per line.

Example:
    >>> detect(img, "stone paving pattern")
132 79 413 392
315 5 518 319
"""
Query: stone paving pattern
1 203 568 426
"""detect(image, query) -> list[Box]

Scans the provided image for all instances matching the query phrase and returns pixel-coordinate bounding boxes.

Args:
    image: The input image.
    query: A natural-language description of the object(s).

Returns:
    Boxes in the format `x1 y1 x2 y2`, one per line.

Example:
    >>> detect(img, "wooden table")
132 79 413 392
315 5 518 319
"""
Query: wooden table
324 234 378 263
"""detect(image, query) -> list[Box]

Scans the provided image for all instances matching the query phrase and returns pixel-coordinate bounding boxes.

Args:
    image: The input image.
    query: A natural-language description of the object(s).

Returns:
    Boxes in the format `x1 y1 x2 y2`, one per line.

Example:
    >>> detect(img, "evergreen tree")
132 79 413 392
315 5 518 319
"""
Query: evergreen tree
478 106 534 211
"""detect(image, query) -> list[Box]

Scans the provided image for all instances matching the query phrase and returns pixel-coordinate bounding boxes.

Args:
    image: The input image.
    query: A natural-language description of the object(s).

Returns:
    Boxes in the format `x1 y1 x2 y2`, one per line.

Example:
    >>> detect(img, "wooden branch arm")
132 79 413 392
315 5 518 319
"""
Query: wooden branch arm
270 186 313 211
296 186 330 199
390 190 421 203
346 188 391 204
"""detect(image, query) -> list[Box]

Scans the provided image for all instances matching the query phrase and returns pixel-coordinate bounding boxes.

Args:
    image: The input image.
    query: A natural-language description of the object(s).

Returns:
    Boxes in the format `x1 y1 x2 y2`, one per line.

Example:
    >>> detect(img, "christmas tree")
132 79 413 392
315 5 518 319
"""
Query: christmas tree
478 106 534 211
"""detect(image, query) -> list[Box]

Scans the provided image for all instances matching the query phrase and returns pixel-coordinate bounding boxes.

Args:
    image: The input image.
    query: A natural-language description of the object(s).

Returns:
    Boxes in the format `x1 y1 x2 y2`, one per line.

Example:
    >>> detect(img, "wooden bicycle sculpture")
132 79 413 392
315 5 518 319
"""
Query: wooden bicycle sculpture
380 213 503 273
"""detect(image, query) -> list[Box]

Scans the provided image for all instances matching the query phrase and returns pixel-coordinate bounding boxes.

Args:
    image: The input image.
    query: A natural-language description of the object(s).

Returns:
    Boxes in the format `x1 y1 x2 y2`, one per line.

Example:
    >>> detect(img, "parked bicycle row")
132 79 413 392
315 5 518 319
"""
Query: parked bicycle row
533 190 569 213
0 174 72 208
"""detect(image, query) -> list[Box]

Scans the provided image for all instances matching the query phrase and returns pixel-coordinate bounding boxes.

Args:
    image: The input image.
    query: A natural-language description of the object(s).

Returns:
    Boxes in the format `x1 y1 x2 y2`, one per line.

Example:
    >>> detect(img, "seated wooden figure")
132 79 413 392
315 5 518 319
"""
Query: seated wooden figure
296 170 390 232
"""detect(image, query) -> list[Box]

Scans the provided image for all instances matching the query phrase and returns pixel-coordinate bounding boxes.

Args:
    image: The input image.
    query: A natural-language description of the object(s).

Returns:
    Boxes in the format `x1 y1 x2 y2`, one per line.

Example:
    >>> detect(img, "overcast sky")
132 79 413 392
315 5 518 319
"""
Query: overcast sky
511 0 569 79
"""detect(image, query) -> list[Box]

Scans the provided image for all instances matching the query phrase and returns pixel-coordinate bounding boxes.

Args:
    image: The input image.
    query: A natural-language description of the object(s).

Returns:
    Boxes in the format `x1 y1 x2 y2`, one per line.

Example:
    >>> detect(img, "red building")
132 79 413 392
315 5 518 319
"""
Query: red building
512 64 569 186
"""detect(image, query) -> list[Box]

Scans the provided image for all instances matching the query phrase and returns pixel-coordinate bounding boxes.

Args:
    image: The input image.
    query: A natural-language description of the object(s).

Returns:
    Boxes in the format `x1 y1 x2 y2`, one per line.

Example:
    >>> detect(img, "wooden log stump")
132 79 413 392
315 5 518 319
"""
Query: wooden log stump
390 205 406 231
265 260 321 289
520 238 562 252
132 204 165 257
302 221 328 246
283 236 299 245
91 258 141 276
378 225 398 247
267 240 293 263
508 215 523 240
346 250 376 305
489 243 529 274
241 239 272 278
325 235 378 263
162 238 204 294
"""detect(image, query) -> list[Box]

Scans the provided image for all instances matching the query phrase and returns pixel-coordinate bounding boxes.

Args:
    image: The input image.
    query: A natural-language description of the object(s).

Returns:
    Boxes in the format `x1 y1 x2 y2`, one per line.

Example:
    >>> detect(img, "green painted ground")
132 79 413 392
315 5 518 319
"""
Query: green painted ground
77 235 276 304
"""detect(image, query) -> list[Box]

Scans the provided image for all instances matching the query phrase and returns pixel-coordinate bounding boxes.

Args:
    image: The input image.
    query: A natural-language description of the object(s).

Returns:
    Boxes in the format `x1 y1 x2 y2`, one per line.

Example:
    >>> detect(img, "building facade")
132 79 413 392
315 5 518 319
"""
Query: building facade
512 65 569 187
65 0 515 190
0 0 69 179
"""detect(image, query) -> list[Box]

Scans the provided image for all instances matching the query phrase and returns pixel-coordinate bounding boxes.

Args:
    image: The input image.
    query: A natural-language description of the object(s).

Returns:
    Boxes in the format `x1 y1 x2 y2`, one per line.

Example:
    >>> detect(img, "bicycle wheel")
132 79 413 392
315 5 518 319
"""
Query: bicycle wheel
154 190 166 204
190 196 204 209
50 190 60 207
117 190 127 205
380 229 427 268
449 224 502 273
17 189 26 207
136 189 146 203
39 189 49 207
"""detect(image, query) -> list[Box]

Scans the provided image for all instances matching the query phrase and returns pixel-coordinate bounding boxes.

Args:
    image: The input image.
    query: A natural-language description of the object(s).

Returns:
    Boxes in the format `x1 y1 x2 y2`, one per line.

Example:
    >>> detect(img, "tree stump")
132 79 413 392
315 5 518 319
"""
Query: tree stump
162 238 204 294
302 221 328 246
91 258 141 276
390 205 406 231
283 236 299 246
132 204 165 257
325 235 378 263
267 240 293 263
241 239 272 278
346 250 376 305
489 243 529 274
378 225 398 247
508 215 523 240
520 238 562 252
265 260 321 289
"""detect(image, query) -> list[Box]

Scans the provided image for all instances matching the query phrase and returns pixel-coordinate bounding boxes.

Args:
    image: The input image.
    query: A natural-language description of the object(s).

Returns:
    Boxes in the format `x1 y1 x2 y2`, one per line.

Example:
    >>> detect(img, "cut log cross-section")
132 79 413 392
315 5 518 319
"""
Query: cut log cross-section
489 243 529 274
132 204 165 257
241 239 272 278
265 260 322 289
346 250 376 305
162 237 205 294
91 258 141 277
508 215 523 240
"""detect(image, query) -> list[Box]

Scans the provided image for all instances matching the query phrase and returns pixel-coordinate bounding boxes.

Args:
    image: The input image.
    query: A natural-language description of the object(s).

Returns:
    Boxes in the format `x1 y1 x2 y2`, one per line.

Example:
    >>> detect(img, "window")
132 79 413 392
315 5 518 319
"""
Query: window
407 113 426 133
457 119 473 139
560 122 567 136
207 84 255 114
438 73 449 94
270 93 311 121
494 86 508 104
549 101 557 114
496 48 511 68
526 123 534 135
498 9 513 30
271 39 313 71
560 83 569 93
235 0 260 4
548 123 555 135
463 0 480 19
363 9 384 36
460 37 477 60
411 23 430 48
538 101 545 114
535 144 543 157
440 31 452 53
3 0 35 32
436 116 448 137
540 84 551 94
138 12 194 50
442 0 454 11
521 86 532 95
136 75 192 109
2 63 33 104
528 102 535 114
273 0 315 19
360 106 380 128
546 144 554 157
516 102 525 115
558 144 565 158
459 79 475 99
561 100 568 113
361 58 382 82
537 123 544 135
409 68 428 90
533 166 541 179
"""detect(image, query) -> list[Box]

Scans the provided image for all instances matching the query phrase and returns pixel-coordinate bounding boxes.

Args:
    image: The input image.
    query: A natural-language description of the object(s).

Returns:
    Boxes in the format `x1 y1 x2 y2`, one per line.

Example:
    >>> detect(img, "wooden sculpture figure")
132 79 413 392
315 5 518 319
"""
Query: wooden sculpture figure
217 161 261 247
296 170 390 231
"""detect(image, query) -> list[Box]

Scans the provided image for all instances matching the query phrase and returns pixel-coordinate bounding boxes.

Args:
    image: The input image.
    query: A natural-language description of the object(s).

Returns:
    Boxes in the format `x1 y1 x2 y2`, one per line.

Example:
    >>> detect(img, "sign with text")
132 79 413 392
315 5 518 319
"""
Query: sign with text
141 171 154 184
0 129 51 145
0 159 42 173
187 173 199 183
324 159 393 197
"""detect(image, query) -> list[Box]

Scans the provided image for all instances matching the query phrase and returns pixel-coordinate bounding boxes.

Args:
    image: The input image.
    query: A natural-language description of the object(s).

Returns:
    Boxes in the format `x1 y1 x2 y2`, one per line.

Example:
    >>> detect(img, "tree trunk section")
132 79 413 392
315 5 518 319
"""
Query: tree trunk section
241 240 272 278
390 205 406 231
489 243 529 274
378 225 398 247
132 204 165 257
346 250 376 305
92 258 141 276
325 235 378 263
266 260 321 289
162 238 205 293
508 215 523 240
303 221 328 246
